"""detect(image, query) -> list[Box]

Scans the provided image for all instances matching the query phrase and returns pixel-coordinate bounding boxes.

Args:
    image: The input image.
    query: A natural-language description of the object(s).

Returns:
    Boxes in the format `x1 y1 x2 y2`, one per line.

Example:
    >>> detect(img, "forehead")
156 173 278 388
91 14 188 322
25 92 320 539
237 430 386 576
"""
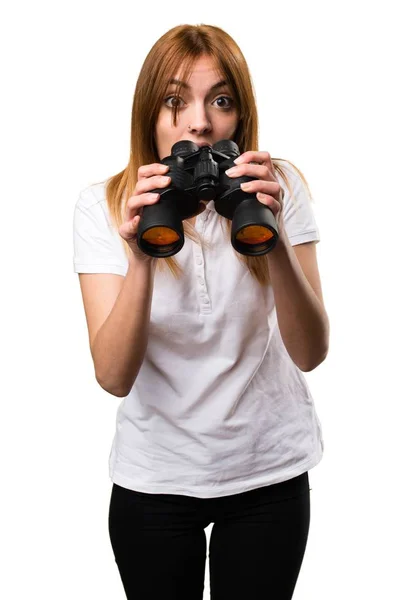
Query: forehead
173 55 222 81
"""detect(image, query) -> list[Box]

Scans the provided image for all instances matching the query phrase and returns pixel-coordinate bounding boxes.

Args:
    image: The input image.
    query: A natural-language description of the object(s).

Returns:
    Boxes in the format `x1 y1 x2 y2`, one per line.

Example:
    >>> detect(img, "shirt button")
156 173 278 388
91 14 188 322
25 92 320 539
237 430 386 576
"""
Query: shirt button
196 257 202 265
203 298 210 304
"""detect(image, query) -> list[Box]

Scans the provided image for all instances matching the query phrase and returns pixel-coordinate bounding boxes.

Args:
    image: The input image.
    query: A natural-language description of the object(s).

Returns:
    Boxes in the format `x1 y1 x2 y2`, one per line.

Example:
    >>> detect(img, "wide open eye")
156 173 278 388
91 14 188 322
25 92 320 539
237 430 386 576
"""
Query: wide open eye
163 95 185 108
163 95 234 110
214 96 234 109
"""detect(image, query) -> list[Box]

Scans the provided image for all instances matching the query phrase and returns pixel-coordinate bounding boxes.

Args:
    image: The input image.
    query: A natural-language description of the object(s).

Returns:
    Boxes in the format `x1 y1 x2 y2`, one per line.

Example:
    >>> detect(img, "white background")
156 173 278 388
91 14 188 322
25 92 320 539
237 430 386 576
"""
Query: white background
1 0 406 598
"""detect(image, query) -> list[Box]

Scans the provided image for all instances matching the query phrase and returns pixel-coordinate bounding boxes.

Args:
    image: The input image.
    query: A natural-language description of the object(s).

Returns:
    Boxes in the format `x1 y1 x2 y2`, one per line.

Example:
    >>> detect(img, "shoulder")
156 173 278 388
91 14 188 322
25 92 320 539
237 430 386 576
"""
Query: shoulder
274 161 307 195
76 180 109 212
73 179 121 242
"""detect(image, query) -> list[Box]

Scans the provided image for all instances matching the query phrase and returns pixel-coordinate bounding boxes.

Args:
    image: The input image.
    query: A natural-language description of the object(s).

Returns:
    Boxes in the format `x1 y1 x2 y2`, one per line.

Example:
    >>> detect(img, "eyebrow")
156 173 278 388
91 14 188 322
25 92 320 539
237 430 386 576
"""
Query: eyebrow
167 78 229 92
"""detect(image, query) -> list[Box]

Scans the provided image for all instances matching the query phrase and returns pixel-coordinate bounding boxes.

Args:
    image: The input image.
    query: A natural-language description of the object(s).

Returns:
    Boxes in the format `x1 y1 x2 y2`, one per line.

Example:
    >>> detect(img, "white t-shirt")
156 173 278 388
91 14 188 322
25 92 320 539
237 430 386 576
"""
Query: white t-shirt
73 162 324 498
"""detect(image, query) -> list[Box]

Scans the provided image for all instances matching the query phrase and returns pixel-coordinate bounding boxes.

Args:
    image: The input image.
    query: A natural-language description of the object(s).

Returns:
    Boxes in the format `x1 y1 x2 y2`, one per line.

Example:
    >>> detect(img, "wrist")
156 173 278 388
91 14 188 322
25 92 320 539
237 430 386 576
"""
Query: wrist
129 249 158 270
271 226 290 254
265 228 291 272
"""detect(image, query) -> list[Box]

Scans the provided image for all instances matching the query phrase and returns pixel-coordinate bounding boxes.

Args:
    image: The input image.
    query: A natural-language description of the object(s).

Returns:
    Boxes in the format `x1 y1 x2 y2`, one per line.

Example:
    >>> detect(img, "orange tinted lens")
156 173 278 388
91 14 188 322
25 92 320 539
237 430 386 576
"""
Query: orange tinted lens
142 227 180 246
236 226 274 245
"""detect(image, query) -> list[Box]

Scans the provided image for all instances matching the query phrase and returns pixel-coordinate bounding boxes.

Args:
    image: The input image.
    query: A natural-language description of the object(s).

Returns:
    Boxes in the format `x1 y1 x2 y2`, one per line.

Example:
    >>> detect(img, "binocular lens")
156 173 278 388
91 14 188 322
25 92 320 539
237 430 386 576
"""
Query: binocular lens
235 225 274 246
141 226 180 247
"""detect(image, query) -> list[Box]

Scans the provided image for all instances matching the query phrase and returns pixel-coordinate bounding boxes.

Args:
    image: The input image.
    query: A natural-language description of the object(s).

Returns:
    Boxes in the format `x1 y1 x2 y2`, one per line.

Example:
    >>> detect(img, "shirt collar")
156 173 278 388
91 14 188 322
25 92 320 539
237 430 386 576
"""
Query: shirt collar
205 200 216 212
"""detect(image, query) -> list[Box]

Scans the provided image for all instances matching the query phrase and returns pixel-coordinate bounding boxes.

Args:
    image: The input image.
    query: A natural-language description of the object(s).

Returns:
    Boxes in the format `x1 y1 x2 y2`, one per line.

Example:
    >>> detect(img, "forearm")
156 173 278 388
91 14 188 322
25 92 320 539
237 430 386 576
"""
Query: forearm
92 253 157 397
267 232 330 371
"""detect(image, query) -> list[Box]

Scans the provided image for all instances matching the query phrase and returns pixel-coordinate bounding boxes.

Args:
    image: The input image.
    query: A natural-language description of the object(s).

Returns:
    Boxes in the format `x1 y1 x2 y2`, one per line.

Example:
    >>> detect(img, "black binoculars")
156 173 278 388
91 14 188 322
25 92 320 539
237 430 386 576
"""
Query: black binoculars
137 139 279 257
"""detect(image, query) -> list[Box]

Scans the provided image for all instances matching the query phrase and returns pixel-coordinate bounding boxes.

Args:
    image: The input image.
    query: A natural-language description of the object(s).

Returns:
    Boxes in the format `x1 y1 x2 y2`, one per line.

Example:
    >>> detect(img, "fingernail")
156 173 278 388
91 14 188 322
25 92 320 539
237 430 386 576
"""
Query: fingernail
234 156 244 164
225 167 237 175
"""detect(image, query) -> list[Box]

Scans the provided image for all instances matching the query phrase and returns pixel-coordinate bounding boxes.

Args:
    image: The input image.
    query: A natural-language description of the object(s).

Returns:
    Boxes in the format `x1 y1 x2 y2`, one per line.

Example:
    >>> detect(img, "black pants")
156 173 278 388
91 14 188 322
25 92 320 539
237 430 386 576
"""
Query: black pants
108 471 310 600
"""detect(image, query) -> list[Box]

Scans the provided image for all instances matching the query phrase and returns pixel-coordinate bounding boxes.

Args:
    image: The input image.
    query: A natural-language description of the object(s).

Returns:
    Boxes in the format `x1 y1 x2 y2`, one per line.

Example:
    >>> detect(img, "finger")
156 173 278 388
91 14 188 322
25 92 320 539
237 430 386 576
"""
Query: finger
124 192 160 222
234 151 278 180
137 163 169 180
119 215 140 240
240 179 281 195
228 163 271 180
234 151 271 165
256 192 274 205
135 174 171 195
256 193 281 216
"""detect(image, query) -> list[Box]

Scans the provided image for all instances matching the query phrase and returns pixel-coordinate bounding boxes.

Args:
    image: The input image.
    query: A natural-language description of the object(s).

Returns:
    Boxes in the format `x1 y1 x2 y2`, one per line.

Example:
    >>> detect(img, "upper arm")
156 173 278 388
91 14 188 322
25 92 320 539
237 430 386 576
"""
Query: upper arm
292 241 326 311
78 273 125 357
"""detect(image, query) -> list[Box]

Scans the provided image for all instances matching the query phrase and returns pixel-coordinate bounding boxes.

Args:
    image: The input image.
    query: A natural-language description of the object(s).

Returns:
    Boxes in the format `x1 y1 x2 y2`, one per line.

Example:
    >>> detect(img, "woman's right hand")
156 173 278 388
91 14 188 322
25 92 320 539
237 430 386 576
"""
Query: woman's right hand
119 162 172 263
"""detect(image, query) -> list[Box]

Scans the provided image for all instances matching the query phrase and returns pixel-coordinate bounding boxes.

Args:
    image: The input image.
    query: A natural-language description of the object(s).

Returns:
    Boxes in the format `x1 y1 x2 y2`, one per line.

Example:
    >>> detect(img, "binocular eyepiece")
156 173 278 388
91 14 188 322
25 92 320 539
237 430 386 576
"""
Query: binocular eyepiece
137 139 279 257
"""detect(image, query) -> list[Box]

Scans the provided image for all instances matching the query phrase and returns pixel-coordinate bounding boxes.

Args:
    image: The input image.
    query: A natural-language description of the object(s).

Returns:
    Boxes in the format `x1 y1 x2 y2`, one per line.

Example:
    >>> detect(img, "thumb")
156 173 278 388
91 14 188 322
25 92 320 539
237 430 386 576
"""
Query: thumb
119 215 139 240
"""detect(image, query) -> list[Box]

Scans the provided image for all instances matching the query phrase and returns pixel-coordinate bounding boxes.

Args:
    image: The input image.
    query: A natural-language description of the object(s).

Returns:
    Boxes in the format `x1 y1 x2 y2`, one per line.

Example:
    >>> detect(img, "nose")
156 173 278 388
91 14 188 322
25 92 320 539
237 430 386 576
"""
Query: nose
187 104 212 134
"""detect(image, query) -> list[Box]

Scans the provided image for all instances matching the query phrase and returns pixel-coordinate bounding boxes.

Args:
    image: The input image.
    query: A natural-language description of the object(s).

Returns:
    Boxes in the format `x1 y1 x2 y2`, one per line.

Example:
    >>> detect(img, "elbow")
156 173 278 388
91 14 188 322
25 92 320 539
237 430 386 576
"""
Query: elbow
95 373 132 398
300 345 329 372
301 322 330 372
107 385 130 398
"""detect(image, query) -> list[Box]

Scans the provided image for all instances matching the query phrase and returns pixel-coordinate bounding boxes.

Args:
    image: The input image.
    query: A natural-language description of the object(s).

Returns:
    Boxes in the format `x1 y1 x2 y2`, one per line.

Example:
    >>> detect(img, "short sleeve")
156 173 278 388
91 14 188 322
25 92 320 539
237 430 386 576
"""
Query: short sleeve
278 163 321 246
73 185 129 276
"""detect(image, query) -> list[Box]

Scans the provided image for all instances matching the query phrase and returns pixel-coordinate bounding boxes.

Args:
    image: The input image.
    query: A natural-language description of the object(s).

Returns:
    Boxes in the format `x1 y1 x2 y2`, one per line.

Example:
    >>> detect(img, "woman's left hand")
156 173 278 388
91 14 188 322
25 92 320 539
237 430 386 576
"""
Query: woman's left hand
225 150 286 233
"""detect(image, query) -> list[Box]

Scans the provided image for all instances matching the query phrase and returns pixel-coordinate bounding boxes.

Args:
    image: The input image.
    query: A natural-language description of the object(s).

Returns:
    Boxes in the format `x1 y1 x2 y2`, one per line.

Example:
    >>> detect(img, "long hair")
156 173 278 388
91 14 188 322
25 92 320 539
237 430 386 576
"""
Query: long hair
98 24 313 285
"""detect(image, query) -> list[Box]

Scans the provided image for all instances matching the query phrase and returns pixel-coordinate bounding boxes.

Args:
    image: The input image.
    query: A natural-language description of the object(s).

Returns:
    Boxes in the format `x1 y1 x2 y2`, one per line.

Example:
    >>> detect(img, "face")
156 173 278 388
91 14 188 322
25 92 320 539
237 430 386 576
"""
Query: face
154 54 240 160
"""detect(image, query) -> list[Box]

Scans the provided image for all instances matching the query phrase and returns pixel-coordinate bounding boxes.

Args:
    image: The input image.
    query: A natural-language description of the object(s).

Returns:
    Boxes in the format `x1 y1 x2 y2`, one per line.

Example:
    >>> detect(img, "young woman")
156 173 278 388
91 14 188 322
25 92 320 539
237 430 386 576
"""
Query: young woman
73 23 329 600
